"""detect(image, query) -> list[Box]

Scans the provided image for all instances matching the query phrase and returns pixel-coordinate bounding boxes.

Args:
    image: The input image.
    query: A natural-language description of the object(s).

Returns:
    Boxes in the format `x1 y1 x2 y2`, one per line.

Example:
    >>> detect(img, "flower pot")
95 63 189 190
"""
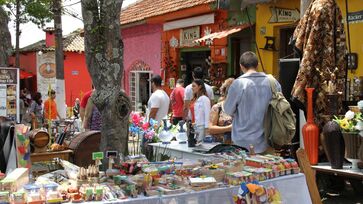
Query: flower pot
342 132 362 170
302 88 319 165
321 121 345 169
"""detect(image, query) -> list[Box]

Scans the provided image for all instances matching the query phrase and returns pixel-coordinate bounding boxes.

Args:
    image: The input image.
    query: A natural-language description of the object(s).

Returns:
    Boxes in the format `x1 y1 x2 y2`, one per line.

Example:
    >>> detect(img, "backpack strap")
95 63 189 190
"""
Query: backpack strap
267 74 277 96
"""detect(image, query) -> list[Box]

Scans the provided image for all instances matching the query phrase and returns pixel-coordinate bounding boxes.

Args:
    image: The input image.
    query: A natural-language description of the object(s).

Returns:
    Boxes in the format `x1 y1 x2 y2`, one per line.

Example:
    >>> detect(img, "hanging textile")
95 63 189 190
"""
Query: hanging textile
291 0 347 126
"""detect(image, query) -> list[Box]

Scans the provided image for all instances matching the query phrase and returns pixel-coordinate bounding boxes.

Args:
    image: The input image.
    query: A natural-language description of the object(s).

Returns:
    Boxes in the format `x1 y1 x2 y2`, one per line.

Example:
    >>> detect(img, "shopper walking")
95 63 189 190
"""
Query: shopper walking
170 79 185 125
184 67 214 120
190 79 211 146
147 75 170 125
223 51 281 153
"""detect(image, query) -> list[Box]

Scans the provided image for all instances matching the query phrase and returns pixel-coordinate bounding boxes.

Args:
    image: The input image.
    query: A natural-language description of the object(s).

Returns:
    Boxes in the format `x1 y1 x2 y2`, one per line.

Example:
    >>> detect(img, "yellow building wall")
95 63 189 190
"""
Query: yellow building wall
256 0 363 78
337 0 363 79
256 0 300 76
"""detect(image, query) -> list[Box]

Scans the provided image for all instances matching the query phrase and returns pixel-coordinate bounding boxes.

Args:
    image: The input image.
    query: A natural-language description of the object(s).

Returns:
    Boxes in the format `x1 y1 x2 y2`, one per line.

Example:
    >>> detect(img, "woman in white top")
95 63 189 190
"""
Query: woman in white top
190 79 211 145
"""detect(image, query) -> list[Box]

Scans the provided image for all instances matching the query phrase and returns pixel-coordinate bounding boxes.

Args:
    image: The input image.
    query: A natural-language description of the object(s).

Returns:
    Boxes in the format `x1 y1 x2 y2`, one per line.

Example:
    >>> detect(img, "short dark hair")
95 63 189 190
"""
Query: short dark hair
192 67 204 79
176 79 184 84
48 89 56 96
151 75 162 86
239 51 258 69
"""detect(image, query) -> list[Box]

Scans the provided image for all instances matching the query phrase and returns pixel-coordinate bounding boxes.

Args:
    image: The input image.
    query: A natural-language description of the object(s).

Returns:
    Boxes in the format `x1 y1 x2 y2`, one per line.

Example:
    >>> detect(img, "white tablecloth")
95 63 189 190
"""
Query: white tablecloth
75 173 311 204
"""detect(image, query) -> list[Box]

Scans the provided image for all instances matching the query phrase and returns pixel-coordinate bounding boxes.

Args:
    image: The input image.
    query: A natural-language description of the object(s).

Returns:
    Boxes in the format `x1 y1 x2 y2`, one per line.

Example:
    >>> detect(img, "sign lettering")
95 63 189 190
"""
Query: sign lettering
348 10 363 24
269 7 300 23
180 26 200 47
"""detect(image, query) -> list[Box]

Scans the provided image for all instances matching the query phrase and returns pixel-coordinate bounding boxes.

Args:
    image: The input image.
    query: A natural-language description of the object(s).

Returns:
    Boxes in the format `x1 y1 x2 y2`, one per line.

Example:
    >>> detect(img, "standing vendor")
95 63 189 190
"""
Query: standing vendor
44 89 61 121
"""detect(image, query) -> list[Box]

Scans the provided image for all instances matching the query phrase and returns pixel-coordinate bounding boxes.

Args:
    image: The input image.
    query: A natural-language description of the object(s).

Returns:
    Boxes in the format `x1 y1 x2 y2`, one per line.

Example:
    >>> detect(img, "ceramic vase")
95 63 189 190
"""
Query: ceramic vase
321 121 345 169
302 88 319 165
342 132 362 170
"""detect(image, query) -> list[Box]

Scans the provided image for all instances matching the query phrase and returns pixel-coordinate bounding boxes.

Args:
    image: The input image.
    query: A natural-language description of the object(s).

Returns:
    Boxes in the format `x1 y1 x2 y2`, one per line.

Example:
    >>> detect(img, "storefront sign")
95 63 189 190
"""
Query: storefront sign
348 10 363 24
0 67 19 122
269 7 300 23
0 68 17 84
180 26 200 47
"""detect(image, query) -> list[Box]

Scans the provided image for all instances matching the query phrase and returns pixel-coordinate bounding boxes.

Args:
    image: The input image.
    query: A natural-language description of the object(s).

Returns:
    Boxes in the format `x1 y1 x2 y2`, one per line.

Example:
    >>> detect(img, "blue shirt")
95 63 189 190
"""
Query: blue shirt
223 72 281 153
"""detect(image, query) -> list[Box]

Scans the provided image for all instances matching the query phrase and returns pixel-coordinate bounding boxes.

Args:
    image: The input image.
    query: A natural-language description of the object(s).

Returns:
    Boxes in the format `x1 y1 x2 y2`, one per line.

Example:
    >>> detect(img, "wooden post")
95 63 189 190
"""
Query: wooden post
296 148 322 204
300 0 312 18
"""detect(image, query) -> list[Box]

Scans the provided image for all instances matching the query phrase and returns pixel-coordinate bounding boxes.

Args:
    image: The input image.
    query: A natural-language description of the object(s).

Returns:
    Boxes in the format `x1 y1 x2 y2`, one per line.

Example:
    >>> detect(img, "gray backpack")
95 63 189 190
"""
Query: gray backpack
264 75 296 147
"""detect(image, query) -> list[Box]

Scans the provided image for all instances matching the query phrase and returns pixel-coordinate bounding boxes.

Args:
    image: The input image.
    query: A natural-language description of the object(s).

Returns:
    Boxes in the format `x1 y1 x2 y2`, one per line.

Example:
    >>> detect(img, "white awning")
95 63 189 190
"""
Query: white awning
163 13 214 31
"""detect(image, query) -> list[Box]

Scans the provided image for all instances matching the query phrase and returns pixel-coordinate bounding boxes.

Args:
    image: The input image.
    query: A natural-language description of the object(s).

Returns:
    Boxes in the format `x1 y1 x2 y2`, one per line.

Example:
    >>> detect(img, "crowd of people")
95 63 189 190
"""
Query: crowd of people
18 51 281 154
150 51 281 153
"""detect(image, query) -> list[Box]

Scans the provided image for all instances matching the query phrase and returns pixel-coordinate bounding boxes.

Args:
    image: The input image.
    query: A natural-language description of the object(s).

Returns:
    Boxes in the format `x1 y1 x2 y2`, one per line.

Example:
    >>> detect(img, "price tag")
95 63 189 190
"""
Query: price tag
92 152 104 160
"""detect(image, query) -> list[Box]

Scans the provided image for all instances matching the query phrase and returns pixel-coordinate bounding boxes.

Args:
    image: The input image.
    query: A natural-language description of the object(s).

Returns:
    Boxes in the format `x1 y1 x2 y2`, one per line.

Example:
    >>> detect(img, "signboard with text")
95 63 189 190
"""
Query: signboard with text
180 26 200 47
348 10 363 24
0 67 20 122
269 7 300 23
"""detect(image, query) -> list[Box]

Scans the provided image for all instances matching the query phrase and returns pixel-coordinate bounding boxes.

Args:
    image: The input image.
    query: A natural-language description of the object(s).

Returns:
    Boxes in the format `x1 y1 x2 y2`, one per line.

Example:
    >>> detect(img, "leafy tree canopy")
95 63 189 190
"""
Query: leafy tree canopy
0 0 53 27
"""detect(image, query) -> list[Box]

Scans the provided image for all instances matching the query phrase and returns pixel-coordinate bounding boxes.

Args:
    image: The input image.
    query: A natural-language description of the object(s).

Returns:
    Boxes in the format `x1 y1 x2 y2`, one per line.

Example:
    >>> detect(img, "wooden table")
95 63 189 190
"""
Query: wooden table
30 149 73 163
312 162 363 180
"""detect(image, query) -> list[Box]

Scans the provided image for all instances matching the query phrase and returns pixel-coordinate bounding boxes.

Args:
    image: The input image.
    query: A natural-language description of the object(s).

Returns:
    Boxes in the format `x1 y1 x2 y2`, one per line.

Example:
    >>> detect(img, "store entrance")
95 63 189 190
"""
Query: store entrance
180 49 211 86
230 28 254 77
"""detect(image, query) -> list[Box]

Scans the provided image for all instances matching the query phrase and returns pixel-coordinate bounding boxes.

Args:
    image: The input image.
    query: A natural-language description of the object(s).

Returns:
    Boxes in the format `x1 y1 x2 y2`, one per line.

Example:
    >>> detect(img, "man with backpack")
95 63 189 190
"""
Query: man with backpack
223 51 282 153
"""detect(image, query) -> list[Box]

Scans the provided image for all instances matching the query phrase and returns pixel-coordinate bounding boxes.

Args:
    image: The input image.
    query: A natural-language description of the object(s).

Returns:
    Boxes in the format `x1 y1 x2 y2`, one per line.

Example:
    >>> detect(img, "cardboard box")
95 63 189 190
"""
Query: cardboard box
0 168 29 192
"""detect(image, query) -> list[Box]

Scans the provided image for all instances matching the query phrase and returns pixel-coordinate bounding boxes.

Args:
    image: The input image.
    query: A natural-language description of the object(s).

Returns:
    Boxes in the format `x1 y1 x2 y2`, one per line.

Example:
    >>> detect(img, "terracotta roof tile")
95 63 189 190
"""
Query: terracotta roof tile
20 29 84 53
120 0 216 25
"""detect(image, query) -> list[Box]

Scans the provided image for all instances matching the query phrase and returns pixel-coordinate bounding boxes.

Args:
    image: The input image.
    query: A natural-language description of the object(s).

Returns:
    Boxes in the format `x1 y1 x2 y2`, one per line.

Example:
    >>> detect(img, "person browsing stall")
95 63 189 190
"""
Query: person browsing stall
209 78 234 144
44 90 61 121
170 79 185 125
190 79 211 146
147 75 170 124
184 67 214 120
223 51 281 153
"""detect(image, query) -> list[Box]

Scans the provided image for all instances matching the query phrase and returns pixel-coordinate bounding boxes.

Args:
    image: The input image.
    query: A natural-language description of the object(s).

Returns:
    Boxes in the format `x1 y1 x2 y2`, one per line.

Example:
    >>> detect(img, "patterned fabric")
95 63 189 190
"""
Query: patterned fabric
90 106 102 131
209 102 232 142
291 0 347 127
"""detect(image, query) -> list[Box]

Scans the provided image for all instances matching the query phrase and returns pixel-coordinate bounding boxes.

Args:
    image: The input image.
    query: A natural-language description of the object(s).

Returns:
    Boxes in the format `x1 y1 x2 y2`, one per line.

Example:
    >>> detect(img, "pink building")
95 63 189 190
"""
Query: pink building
121 24 162 111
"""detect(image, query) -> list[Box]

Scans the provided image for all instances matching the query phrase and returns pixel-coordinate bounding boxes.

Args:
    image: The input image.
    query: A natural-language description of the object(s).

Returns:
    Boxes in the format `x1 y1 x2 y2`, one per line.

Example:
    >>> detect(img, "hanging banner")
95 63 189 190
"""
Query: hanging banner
269 7 300 23
180 26 200 47
348 10 363 24
0 67 20 122
37 52 56 102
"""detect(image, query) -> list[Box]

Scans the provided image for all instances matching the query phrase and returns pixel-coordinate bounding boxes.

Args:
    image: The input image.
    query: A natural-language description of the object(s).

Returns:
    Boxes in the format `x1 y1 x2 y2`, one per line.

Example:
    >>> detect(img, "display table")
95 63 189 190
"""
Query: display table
148 141 219 160
312 162 363 180
64 173 311 204
30 150 73 163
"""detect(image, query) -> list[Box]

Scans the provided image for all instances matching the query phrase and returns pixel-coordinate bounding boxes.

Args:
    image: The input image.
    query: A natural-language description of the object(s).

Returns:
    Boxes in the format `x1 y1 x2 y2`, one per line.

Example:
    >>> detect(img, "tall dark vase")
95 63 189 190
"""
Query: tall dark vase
321 121 345 169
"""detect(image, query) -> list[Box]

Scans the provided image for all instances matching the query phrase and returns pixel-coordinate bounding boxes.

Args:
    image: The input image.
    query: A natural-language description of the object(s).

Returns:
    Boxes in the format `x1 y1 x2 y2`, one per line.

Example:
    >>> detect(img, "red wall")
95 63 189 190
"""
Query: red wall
64 52 92 106
9 52 38 93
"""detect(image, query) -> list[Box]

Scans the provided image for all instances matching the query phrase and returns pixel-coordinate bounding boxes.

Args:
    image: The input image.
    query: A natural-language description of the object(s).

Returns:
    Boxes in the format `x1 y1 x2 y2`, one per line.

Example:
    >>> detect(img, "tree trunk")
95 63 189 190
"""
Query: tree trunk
81 0 131 169
15 0 20 67
53 0 66 118
0 6 12 67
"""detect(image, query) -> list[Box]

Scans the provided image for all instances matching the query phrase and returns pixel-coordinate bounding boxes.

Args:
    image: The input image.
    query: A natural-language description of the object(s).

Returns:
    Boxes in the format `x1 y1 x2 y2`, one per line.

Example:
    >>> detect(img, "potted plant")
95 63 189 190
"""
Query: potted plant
333 108 363 169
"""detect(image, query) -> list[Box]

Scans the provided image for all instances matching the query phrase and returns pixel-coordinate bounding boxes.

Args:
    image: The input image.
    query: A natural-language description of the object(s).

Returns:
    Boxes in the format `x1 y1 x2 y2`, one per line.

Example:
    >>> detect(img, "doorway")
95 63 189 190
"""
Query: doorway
129 71 152 112
230 28 254 77
180 49 211 86
279 26 296 59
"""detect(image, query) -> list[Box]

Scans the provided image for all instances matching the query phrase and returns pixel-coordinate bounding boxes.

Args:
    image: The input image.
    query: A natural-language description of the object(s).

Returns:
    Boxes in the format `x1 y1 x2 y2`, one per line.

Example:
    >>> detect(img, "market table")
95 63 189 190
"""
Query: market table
312 162 363 180
65 173 311 204
148 141 219 160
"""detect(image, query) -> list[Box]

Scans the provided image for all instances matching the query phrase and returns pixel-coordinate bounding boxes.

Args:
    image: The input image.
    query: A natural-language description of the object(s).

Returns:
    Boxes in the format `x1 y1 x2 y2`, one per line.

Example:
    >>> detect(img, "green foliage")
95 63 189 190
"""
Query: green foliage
1 0 53 27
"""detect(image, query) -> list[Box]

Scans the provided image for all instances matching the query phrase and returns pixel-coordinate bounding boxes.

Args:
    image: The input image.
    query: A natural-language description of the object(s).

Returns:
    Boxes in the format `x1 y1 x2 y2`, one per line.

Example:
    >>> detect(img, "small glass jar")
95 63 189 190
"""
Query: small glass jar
44 183 61 203
24 184 42 203
11 192 26 204
94 187 103 201
83 187 93 201
0 191 10 204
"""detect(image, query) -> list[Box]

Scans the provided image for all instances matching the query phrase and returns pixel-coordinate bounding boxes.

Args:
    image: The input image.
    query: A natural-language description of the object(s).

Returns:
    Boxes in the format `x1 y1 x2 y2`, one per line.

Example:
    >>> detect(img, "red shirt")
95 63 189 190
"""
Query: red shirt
189 100 195 123
170 86 185 118
80 90 93 108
